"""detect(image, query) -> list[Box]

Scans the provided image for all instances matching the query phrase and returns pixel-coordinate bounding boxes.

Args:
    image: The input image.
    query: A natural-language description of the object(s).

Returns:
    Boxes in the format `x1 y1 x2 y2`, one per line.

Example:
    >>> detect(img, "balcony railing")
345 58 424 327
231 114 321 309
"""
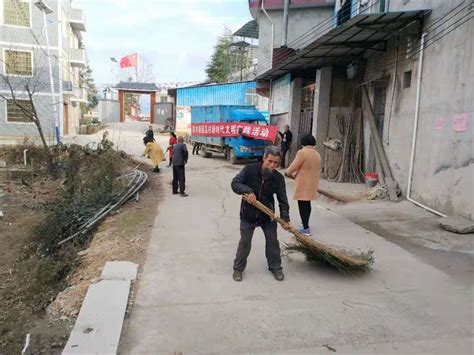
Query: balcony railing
335 0 387 27
69 8 86 32
71 88 88 103
69 48 86 68
249 0 335 9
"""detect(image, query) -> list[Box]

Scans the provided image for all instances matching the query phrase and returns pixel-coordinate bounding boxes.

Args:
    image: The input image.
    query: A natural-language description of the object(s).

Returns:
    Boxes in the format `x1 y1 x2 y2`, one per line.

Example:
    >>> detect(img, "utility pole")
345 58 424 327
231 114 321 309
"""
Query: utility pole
34 0 60 144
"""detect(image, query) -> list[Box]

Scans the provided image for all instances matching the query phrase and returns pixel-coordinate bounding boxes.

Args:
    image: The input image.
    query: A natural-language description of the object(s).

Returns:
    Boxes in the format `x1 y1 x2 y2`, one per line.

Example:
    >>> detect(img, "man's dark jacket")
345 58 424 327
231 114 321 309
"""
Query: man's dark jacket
231 162 290 225
172 143 188 166
146 129 154 140
279 130 292 147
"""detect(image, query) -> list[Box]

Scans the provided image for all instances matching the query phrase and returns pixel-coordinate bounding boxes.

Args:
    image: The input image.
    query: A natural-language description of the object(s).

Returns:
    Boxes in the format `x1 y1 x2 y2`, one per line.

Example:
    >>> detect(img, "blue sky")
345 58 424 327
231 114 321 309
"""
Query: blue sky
74 0 253 85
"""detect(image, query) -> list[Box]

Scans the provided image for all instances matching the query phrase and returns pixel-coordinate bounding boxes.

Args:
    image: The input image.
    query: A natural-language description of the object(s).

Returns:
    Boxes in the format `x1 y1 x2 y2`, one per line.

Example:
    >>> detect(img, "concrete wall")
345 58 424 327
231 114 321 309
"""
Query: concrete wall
270 73 291 114
98 99 119 125
0 0 85 141
257 6 334 75
0 93 58 144
0 46 61 94
0 45 61 142
68 101 81 135
287 77 303 164
0 0 60 47
364 0 473 218
312 67 332 153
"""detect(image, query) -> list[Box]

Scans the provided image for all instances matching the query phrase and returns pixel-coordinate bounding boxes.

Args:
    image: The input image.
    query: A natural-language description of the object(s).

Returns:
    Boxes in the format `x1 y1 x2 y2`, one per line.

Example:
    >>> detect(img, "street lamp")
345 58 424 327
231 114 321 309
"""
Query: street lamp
34 0 60 144
110 57 118 86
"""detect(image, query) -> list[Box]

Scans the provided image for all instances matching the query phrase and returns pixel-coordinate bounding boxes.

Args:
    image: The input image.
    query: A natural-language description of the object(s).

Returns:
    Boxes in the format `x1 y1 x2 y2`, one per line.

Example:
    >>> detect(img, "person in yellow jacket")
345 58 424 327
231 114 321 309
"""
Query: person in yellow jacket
142 136 165 172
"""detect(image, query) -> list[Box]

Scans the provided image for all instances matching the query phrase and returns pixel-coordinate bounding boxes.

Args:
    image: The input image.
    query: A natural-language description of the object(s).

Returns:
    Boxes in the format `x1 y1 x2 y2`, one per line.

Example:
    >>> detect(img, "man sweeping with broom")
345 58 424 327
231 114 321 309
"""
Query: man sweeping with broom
231 146 290 282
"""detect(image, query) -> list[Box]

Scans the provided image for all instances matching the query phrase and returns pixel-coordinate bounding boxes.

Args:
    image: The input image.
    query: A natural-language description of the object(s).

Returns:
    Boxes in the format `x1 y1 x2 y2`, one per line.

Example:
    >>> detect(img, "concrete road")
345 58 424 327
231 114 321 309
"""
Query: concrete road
119 150 473 353
64 122 170 159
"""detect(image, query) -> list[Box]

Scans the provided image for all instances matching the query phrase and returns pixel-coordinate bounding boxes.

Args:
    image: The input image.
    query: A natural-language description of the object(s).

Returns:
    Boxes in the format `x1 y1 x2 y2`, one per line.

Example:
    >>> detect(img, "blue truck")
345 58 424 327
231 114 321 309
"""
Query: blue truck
191 105 271 164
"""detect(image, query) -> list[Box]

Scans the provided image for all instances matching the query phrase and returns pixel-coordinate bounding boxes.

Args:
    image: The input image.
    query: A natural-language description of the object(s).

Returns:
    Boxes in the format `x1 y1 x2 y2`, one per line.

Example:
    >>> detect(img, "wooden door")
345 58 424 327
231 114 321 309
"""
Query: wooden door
63 103 69 135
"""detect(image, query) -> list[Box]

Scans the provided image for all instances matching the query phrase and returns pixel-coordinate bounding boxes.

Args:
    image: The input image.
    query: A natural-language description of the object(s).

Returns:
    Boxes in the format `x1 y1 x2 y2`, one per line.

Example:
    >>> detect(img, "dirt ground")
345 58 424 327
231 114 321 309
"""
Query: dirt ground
0 167 61 353
0 161 161 354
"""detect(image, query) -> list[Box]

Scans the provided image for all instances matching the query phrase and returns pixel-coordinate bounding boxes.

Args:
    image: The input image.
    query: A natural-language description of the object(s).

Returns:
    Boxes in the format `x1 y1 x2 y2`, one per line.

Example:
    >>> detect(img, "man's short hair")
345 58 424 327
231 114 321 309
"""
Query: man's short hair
177 136 184 143
264 146 281 158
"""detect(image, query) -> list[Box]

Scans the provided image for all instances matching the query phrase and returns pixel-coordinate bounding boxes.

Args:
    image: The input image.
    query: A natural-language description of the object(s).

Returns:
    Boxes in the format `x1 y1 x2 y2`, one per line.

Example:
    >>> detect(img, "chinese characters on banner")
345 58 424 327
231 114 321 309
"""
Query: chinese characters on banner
191 123 279 142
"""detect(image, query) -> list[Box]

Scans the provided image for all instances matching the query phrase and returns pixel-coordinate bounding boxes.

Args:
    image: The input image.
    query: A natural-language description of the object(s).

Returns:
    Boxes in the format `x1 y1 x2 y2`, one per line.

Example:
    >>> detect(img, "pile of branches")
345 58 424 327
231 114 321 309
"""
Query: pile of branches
0 135 140 319
30 135 141 256
57 169 147 247
243 195 374 273
284 243 374 273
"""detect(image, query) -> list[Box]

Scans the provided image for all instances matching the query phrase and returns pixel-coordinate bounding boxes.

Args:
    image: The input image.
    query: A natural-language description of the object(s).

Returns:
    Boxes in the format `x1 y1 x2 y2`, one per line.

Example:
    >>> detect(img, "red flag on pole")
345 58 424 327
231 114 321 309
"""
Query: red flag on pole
120 53 138 68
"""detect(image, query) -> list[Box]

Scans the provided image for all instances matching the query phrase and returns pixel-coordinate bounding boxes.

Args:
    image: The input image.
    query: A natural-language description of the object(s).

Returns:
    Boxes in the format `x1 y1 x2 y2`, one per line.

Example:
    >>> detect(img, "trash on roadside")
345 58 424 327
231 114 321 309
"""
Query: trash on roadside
366 184 388 200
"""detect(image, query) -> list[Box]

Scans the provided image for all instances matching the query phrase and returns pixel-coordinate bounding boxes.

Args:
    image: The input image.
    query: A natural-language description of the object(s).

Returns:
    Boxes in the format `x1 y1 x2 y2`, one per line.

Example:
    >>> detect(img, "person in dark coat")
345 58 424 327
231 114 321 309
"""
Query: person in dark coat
172 136 189 197
192 141 201 155
145 125 154 141
278 125 292 168
231 146 290 282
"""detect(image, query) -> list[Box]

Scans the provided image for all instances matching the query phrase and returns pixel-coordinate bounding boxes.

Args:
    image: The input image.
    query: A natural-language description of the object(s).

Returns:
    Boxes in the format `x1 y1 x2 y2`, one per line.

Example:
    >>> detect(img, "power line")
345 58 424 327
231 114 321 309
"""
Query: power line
256 0 384 74
361 7 472 74
7 0 86 88
360 0 473 70
256 0 472 81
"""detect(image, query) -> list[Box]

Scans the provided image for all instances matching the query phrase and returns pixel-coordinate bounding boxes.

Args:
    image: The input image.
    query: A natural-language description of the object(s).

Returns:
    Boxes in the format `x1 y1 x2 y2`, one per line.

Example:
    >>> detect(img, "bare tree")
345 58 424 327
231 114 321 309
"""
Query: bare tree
119 55 157 83
0 47 55 161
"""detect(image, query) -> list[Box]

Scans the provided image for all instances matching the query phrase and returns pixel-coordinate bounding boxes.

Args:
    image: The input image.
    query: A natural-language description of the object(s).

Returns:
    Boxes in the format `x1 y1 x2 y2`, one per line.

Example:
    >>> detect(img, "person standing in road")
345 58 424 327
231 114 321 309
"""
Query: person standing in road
167 131 177 167
231 146 290 282
192 141 201 155
145 125 155 141
285 134 321 236
172 136 189 197
142 136 164 173
278 125 292 168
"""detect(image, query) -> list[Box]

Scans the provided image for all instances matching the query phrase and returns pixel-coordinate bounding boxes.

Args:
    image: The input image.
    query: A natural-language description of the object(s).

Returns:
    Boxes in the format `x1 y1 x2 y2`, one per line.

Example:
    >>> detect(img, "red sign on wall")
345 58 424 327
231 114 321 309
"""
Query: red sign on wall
191 122 279 142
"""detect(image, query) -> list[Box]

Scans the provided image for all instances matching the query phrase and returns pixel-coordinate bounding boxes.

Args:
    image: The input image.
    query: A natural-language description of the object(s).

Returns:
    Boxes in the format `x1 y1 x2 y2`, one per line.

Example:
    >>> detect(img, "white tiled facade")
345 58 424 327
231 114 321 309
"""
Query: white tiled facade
0 0 88 143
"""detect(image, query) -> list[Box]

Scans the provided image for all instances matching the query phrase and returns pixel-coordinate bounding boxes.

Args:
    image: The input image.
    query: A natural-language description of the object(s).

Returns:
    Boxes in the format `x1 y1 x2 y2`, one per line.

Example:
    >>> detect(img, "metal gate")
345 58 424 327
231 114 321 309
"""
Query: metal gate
299 84 315 135
155 102 173 128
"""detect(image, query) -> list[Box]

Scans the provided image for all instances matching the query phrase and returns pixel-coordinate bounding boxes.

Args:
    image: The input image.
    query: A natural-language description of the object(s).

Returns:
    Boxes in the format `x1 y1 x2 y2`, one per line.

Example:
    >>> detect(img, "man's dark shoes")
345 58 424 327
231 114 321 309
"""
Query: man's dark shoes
233 270 243 282
272 270 284 281
180 193 189 197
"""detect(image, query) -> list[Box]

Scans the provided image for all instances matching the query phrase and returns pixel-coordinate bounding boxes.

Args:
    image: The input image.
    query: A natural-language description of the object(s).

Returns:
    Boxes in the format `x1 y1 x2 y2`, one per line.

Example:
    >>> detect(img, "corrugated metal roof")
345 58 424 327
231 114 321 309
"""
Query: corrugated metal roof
233 20 259 39
257 10 429 80
176 81 256 106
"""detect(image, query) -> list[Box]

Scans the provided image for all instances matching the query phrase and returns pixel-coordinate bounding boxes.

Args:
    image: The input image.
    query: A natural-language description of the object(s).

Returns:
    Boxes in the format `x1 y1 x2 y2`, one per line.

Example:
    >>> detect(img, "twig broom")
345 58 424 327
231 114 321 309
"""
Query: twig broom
242 194 374 273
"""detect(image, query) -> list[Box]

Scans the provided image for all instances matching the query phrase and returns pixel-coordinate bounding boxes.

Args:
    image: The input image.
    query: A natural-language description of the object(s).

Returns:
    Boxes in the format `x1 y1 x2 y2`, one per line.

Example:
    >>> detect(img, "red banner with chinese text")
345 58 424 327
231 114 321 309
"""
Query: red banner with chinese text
191 123 278 142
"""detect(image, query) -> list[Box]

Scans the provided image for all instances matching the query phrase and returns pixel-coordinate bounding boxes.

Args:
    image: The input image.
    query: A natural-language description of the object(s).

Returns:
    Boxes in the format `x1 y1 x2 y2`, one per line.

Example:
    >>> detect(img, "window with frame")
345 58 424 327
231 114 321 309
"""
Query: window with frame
6 99 33 123
4 50 33 76
3 0 31 27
